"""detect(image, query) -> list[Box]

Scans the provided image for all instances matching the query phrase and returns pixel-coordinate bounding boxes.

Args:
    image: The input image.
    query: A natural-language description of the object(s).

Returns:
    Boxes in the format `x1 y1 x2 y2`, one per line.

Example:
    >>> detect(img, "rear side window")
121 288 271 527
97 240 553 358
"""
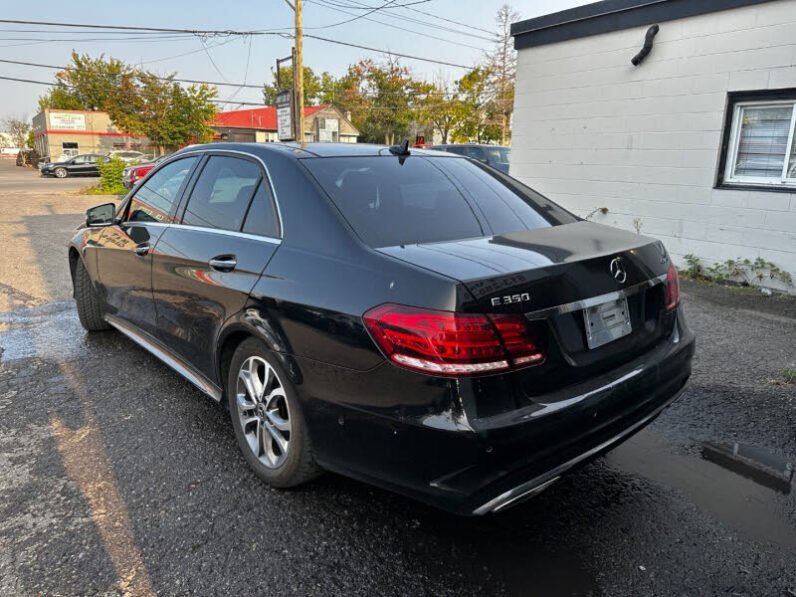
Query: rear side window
242 181 280 238
181 156 261 232
302 156 576 247
302 156 483 247
128 156 198 223
433 158 562 234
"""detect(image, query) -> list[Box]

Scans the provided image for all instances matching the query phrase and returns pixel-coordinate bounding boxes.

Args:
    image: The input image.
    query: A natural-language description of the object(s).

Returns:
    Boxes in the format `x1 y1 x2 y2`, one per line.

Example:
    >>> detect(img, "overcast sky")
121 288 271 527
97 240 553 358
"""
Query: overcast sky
0 0 594 123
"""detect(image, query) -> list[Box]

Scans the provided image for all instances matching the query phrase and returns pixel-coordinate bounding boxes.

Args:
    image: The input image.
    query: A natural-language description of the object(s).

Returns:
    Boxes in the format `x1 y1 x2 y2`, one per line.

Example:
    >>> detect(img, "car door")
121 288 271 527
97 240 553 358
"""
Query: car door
71 155 93 175
94 155 200 336
151 153 281 379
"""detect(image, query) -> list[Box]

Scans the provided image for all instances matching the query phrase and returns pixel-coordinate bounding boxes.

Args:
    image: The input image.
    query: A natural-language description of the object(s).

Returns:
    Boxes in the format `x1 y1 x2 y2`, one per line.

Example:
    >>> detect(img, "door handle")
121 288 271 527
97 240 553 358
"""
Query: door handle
209 256 237 272
134 243 150 256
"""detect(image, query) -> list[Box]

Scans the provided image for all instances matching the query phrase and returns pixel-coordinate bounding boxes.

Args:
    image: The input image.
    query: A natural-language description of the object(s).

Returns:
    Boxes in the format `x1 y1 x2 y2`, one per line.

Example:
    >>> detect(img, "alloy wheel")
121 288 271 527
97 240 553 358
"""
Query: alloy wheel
235 356 291 468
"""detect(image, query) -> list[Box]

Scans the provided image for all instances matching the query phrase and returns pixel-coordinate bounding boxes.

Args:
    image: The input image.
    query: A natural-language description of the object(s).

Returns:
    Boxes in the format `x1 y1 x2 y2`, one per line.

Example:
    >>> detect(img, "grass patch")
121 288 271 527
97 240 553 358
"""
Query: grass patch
770 366 796 386
80 185 121 196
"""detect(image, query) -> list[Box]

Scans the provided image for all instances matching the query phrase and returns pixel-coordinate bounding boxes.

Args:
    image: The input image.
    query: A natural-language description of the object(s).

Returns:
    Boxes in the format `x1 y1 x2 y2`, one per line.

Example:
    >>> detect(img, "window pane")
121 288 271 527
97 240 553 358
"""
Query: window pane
128 157 198 223
435 158 573 234
303 156 484 247
242 181 280 238
734 105 793 178
788 131 796 179
182 156 261 231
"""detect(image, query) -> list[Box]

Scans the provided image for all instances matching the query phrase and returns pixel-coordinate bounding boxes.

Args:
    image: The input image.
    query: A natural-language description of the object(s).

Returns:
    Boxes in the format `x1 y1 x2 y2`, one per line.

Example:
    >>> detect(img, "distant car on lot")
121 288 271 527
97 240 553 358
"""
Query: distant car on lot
40 154 110 178
106 150 149 163
122 155 168 189
430 144 511 173
70 142 693 515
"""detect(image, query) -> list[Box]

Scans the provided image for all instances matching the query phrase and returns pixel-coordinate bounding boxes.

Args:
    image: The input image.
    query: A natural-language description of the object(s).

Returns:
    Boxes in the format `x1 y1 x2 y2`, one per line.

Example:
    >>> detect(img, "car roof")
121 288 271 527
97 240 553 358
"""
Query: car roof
431 143 508 149
172 142 456 160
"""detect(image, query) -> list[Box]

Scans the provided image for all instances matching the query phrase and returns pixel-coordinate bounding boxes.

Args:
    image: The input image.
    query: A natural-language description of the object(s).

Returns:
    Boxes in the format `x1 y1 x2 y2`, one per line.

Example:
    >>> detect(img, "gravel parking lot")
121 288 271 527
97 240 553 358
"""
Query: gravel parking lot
1 159 795 596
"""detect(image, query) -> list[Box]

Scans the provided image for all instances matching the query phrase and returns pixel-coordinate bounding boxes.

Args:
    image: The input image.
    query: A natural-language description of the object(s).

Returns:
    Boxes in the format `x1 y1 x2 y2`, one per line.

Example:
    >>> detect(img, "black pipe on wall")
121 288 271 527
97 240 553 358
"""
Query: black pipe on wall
631 24 660 66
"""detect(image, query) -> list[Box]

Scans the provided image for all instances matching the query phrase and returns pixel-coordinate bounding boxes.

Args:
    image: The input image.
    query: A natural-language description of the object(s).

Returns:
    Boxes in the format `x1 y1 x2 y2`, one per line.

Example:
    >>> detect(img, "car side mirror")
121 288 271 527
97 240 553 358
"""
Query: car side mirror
86 202 116 227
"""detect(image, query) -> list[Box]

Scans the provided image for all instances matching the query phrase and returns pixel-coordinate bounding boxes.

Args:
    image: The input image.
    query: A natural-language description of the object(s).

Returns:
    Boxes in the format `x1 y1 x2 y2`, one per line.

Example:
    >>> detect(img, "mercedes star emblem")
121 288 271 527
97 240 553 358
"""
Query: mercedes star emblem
610 257 627 284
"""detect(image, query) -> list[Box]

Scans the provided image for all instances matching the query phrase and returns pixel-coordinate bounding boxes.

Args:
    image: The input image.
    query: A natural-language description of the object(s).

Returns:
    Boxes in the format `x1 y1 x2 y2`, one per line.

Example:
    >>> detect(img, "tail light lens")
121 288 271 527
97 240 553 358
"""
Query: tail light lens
363 303 544 377
665 263 680 311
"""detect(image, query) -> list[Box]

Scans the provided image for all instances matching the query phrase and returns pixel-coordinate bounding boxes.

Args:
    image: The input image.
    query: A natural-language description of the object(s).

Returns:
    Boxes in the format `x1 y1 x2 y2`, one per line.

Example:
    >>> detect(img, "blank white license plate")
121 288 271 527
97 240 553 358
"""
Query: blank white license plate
582 297 632 349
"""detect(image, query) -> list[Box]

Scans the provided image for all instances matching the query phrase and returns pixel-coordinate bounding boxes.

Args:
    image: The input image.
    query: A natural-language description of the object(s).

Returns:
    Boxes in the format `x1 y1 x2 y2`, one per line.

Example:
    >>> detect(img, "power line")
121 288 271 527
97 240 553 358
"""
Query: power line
0 18 474 68
312 0 400 29
0 58 264 89
303 34 469 68
303 0 478 49
0 18 280 36
313 0 494 41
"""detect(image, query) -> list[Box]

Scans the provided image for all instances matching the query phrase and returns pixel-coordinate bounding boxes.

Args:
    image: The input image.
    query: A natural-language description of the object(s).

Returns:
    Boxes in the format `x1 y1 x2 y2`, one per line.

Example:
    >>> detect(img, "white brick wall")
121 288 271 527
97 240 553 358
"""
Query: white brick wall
511 0 796 292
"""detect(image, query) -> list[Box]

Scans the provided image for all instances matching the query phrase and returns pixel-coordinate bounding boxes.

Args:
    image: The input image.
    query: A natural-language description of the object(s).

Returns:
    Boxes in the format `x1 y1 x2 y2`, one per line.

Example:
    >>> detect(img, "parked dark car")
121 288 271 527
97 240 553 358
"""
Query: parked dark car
69 142 694 515
430 143 511 173
42 154 110 178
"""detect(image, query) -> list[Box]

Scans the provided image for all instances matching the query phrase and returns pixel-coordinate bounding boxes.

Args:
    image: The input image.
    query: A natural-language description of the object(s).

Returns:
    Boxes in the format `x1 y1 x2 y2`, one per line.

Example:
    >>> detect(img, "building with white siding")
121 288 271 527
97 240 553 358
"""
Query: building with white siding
510 0 796 292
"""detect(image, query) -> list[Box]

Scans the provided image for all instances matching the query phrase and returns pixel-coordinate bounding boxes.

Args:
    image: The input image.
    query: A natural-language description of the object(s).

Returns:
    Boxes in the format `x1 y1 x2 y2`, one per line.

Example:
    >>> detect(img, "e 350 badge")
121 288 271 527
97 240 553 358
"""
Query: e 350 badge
490 293 531 307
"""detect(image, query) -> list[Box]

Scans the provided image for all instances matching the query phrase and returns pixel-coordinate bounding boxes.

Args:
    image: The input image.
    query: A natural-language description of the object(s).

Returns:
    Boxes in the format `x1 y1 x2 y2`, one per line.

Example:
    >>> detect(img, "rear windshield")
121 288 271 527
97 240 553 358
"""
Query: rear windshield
302 156 576 248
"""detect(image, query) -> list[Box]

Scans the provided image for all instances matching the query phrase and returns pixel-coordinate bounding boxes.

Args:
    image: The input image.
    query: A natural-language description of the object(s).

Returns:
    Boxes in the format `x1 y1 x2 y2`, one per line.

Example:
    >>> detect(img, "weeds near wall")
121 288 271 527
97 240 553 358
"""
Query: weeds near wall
682 254 793 288
584 207 609 220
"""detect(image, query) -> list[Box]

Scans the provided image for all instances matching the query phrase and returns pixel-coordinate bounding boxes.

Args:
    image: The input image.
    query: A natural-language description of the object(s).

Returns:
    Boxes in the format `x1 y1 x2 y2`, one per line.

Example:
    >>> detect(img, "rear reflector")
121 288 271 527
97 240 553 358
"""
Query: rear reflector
665 263 680 311
363 303 545 377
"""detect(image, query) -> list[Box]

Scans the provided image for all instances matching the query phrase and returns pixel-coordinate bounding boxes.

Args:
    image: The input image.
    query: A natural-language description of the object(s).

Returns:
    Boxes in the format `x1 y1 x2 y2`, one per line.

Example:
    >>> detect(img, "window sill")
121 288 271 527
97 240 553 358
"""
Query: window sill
715 182 796 194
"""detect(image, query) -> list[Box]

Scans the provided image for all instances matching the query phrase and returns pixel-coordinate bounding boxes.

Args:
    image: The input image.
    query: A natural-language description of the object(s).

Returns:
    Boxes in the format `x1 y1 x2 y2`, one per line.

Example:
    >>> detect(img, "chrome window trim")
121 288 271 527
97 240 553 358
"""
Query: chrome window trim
523 273 667 319
155 148 285 238
116 220 282 245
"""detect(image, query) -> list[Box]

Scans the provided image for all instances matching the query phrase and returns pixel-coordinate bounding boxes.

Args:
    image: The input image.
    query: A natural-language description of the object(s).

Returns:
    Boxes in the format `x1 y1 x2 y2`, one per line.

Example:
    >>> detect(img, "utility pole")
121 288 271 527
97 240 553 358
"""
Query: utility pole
294 0 304 144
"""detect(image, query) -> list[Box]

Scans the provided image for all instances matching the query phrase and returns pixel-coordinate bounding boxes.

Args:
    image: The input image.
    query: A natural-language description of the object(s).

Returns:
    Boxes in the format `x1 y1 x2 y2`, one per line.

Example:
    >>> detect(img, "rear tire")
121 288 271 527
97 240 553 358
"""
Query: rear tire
228 338 320 488
74 259 110 331
54 167 68 178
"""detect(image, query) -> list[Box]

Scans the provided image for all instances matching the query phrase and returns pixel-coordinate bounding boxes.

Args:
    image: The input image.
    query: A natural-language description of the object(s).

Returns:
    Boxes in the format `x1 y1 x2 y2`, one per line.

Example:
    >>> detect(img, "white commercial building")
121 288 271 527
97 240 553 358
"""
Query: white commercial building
510 0 796 291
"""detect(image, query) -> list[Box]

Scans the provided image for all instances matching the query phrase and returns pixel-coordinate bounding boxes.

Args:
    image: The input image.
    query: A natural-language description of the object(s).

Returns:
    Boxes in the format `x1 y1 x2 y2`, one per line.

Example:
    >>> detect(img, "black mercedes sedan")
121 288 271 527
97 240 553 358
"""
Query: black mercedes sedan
69 142 694 515
42 154 110 178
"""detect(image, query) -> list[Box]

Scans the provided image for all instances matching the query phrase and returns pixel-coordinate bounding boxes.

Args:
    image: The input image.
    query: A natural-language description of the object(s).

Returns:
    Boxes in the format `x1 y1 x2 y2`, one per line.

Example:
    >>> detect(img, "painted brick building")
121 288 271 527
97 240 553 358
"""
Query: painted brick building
32 109 150 161
211 104 359 144
510 0 796 291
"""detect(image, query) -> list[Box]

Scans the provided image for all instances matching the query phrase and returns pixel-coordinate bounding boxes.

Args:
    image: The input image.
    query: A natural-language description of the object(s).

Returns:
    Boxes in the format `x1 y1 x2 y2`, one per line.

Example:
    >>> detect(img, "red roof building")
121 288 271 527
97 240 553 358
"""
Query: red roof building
211 104 359 144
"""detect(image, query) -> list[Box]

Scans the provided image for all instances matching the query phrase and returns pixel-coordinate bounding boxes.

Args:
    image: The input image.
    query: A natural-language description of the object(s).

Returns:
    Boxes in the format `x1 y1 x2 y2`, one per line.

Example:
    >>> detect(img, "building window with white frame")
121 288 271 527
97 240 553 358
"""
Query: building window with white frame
721 93 796 189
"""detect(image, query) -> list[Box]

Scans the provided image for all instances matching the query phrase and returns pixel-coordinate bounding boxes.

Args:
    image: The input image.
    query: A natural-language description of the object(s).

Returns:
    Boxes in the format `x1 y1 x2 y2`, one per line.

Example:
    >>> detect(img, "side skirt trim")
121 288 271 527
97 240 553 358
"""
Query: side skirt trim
105 314 223 401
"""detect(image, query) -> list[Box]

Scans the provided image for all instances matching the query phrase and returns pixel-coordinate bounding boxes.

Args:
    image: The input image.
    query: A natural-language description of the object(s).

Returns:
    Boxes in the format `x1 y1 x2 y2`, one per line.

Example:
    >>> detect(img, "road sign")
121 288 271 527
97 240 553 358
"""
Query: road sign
276 89 294 141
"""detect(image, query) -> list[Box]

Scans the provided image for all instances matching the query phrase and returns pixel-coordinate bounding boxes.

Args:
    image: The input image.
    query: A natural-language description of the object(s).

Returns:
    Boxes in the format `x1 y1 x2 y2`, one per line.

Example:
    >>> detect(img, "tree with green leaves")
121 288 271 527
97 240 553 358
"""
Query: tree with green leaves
414 79 462 144
1 115 31 150
107 71 217 154
38 52 131 112
262 65 325 106
453 67 501 144
36 53 218 154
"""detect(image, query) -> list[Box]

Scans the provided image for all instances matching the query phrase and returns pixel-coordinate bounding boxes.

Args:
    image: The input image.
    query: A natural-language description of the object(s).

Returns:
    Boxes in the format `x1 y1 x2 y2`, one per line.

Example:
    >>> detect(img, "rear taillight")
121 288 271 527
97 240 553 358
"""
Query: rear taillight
665 263 680 311
363 303 544 377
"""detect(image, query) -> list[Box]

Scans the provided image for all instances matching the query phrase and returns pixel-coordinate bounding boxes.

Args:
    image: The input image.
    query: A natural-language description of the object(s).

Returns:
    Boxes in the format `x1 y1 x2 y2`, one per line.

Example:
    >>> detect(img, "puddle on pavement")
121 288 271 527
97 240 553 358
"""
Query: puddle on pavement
607 431 796 554
0 301 88 362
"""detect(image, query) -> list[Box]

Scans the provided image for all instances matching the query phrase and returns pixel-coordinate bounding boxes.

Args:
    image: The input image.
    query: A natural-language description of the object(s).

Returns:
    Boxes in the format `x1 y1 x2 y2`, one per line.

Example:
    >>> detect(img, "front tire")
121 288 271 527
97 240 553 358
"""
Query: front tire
74 259 110 331
54 167 68 178
228 338 320 488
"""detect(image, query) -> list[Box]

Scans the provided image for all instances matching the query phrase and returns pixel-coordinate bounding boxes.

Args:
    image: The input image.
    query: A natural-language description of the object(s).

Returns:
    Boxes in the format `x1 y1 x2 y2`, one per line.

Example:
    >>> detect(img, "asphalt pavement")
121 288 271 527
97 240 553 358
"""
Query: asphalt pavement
1 159 795 596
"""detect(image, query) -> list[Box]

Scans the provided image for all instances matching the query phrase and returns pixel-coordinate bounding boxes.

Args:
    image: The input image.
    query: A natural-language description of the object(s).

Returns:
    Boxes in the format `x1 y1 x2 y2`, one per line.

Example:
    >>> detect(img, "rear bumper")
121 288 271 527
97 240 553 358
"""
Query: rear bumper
305 310 695 515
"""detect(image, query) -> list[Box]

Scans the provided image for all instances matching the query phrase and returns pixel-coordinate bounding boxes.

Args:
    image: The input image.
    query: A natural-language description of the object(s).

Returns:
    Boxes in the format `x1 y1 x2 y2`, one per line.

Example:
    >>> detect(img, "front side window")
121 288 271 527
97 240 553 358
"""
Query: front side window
181 156 261 232
127 156 199 223
722 94 796 188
